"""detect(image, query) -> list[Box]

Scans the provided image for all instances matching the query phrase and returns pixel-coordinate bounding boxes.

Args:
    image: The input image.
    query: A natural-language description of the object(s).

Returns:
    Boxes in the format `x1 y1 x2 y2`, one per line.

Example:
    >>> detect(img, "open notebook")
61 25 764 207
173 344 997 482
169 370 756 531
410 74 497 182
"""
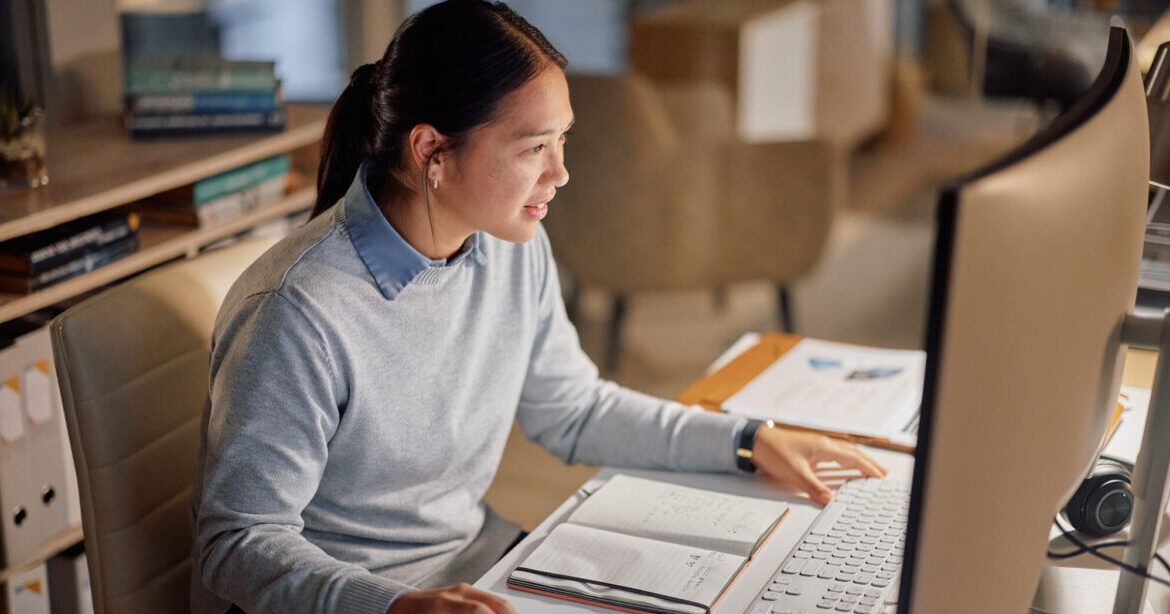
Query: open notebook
507 475 789 613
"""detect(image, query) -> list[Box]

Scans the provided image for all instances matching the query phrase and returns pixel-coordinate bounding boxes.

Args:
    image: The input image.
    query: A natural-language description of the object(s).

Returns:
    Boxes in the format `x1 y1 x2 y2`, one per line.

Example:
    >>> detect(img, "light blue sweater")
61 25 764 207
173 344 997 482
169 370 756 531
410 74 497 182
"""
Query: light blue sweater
190 165 746 614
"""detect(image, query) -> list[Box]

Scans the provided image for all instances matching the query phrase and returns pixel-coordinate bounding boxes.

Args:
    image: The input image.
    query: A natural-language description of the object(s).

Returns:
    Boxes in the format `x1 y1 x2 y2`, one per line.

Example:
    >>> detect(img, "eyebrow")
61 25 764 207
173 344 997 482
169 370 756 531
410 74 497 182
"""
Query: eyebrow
513 118 575 140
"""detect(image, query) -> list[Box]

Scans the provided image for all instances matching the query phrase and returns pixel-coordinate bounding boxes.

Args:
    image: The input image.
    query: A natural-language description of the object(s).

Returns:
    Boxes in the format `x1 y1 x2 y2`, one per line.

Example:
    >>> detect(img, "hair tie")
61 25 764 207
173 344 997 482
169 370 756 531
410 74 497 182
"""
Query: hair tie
350 62 378 89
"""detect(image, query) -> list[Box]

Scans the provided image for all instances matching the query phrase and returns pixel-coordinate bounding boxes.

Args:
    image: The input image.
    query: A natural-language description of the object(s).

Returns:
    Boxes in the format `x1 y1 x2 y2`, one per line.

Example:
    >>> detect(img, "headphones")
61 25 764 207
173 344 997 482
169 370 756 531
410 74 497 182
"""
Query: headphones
1062 454 1134 537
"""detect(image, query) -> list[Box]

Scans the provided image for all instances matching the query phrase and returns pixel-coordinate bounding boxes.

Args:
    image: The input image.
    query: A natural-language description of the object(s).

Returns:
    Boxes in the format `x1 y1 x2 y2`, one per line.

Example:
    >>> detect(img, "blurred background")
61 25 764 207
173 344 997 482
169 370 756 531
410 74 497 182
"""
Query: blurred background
5 0 1170 528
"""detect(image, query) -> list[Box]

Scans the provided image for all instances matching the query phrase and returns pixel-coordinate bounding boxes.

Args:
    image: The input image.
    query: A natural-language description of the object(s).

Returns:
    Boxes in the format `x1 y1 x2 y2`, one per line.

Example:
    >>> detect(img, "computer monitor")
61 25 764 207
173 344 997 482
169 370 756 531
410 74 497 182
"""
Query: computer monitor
898 26 1149 612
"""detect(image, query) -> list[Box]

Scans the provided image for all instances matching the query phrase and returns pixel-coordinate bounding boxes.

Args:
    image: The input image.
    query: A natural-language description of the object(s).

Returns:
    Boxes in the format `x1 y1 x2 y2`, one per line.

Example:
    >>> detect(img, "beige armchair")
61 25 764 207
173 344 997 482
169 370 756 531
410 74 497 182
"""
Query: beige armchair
548 73 839 370
50 238 276 614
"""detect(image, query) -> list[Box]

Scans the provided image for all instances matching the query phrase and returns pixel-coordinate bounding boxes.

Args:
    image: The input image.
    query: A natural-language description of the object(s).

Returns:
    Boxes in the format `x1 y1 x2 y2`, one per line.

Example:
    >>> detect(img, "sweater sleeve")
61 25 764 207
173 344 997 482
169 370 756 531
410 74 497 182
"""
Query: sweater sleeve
514 227 745 471
194 291 412 614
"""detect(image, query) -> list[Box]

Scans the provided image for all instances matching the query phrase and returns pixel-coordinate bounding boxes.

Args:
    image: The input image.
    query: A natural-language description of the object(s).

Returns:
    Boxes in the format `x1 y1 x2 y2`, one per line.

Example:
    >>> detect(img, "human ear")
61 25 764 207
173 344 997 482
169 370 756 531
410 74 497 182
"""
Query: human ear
407 124 446 186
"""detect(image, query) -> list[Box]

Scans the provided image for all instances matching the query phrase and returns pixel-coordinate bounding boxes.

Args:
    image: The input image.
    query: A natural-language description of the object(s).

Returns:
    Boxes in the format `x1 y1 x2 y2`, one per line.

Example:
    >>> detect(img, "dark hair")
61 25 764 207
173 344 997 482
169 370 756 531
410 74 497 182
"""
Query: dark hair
313 0 568 219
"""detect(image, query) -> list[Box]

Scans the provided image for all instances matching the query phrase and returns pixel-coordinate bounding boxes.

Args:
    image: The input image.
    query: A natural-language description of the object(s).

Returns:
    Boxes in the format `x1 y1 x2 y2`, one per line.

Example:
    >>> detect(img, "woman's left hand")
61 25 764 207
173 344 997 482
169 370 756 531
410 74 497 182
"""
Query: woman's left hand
750 426 888 506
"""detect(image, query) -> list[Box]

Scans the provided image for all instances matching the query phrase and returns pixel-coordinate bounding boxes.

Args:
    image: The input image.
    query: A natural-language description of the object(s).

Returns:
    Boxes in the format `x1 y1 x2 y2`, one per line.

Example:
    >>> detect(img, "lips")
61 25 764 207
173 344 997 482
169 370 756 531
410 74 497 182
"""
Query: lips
525 192 555 208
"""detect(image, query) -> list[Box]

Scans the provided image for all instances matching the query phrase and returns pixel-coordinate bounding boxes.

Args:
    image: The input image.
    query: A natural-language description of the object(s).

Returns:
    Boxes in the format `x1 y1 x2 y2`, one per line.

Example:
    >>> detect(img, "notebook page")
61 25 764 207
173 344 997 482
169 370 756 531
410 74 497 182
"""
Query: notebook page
515 523 745 610
567 474 788 557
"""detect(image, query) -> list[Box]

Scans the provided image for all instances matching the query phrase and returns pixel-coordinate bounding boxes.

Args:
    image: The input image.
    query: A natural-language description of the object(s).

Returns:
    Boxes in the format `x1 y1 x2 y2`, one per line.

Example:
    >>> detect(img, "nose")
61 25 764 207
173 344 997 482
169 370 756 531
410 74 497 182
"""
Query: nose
547 149 569 188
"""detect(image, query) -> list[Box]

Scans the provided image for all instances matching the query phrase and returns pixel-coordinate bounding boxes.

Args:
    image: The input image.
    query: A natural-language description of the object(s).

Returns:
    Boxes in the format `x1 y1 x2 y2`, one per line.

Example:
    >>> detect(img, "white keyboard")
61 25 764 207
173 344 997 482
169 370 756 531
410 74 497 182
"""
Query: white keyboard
747 478 910 614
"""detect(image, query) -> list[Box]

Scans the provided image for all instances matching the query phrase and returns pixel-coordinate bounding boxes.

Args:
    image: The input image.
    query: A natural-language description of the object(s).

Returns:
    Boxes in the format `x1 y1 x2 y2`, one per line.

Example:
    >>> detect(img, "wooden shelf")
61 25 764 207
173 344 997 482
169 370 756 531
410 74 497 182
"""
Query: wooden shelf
0 524 83 584
0 104 328 244
0 186 315 322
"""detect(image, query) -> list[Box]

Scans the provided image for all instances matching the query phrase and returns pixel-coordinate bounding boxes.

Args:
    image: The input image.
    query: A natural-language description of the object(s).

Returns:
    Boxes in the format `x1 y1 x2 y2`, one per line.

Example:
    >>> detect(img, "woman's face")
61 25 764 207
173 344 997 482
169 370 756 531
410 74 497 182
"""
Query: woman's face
436 66 573 245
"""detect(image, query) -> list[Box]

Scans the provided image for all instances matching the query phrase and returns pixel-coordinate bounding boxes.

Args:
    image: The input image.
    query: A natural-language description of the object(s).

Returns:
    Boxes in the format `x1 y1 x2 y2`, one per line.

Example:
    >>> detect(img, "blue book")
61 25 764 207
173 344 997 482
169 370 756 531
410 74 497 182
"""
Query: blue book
125 107 286 138
126 89 280 114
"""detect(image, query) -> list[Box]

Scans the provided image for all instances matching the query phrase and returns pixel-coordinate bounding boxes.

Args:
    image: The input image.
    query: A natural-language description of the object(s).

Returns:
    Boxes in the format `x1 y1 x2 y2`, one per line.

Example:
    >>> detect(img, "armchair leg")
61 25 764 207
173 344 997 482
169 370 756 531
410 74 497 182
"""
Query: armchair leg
777 284 796 333
605 294 627 373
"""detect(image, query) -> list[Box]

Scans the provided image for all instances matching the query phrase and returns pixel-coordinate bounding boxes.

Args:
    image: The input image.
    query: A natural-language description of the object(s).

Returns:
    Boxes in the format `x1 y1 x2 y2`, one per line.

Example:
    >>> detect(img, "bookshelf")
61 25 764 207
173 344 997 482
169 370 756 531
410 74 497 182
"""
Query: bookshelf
0 101 329 581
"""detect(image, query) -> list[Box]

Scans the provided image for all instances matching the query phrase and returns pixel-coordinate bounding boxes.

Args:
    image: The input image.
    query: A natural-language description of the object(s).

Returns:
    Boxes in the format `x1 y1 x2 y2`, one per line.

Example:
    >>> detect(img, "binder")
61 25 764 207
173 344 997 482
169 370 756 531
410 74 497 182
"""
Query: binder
0 339 38 566
16 327 75 543
3 562 51 614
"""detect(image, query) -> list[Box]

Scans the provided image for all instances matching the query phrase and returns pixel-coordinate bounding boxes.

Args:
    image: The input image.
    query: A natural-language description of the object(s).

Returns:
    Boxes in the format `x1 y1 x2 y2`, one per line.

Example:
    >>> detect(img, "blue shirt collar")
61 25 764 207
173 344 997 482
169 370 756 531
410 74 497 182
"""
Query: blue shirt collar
343 161 486 300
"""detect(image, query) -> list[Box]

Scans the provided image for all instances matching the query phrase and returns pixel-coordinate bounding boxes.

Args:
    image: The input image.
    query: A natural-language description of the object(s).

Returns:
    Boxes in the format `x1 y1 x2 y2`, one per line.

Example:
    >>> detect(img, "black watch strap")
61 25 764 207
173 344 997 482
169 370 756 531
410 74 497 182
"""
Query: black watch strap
736 418 768 473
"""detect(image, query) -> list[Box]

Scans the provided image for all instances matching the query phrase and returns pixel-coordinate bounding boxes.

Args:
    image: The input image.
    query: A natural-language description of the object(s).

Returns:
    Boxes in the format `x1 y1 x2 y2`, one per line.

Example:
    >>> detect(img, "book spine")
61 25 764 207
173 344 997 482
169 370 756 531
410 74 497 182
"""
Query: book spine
195 174 289 227
194 154 291 205
28 235 140 292
127 90 278 114
125 108 286 139
126 65 277 95
25 214 140 275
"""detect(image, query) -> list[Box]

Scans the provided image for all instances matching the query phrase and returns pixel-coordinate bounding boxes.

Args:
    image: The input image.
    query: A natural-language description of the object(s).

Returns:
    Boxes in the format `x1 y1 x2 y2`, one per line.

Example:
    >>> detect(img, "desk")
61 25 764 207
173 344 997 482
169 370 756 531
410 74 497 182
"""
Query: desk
477 348 1169 612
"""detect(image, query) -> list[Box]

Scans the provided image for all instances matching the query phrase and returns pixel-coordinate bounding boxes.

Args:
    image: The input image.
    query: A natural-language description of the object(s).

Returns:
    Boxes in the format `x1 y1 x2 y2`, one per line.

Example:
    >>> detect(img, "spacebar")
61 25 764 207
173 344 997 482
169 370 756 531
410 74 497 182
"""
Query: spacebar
808 501 847 535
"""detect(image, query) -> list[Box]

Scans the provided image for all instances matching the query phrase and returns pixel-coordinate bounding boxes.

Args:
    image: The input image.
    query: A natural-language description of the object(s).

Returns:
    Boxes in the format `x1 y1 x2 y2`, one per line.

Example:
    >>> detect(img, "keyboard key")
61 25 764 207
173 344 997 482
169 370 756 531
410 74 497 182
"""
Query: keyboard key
786 584 803 596
772 575 793 585
864 589 882 598
872 578 890 588
801 560 825 576
877 571 896 580
861 565 879 573
840 593 859 604
835 603 854 612
817 600 836 610
762 591 782 601
854 573 874 585
860 595 878 606
853 605 876 613
783 560 804 574
881 564 899 572
827 583 846 593
749 603 773 614
794 552 811 559
846 586 864 596
805 534 823 544
812 552 831 560
770 608 794 614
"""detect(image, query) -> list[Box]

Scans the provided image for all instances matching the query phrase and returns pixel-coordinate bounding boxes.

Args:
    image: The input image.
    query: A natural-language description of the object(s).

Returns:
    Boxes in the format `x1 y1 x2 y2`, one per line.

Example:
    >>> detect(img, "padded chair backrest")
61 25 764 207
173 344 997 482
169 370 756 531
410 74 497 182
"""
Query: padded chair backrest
51 238 276 614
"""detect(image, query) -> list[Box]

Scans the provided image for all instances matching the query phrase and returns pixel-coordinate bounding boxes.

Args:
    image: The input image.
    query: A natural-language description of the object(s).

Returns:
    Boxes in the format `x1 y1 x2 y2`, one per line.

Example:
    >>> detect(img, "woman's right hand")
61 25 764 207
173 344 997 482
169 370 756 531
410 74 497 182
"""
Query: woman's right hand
388 583 518 613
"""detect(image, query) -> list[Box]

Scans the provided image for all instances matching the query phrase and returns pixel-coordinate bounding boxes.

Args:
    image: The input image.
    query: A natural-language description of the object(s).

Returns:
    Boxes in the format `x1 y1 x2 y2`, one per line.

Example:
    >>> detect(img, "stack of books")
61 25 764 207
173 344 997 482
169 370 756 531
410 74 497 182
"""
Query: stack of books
136 154 292 228
0 212 141 294
123 57 285 138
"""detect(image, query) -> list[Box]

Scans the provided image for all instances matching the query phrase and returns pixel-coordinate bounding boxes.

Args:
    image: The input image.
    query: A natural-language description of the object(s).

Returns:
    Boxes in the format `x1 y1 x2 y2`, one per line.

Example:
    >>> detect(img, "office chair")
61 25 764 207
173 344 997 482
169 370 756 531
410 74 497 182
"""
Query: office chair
547 73 838 371
50 237 277 614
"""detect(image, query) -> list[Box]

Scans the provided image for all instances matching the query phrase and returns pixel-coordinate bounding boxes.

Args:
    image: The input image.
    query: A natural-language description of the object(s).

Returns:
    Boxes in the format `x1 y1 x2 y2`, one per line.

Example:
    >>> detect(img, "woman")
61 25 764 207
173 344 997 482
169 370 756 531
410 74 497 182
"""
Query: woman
191 2 886 613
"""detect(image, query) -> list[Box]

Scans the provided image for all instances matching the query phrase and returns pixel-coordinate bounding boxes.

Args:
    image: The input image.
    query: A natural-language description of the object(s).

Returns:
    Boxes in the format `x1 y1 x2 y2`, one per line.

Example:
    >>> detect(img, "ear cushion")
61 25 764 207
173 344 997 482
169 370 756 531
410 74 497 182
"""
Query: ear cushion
1064 457 1134 538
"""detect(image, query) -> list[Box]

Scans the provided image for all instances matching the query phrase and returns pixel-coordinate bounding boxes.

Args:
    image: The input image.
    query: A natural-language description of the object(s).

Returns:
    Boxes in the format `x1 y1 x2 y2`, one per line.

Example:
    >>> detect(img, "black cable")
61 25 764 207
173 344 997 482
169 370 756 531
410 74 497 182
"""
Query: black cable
1157 552 1170 577
1046 516 1170 589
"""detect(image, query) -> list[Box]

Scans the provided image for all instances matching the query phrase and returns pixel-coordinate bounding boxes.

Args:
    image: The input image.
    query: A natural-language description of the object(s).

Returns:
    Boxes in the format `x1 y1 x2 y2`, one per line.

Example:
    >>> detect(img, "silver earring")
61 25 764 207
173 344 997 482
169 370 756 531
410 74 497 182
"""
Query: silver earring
432 178 439 190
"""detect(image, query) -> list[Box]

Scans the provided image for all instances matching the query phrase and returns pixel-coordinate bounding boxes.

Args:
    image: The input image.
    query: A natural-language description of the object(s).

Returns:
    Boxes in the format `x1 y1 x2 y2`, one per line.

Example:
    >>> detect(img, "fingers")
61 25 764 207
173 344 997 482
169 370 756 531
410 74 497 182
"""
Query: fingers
824 440 888 478
391 584 517 614
789 457 833 507
454 584 518 614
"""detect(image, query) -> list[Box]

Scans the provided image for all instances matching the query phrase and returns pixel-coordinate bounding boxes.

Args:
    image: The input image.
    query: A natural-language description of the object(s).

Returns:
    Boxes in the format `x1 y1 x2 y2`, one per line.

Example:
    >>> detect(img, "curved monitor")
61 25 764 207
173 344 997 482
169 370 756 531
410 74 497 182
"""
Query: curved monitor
900 26 1149 612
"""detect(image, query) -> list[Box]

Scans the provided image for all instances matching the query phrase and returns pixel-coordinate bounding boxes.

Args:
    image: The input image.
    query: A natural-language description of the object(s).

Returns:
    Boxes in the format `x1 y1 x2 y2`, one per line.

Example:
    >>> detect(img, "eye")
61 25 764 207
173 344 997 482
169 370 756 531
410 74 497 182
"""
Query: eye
528 144 546 154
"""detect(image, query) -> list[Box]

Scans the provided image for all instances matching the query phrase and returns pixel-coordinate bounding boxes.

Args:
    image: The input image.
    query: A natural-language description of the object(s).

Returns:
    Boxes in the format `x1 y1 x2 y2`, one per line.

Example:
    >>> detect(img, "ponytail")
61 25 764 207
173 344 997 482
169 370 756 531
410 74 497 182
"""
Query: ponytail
313 63 380 218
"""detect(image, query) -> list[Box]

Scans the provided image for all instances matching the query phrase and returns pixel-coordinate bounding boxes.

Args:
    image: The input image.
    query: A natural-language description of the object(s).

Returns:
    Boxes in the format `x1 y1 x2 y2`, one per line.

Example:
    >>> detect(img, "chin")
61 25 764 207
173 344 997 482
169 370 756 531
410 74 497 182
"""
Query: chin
487 222 541 245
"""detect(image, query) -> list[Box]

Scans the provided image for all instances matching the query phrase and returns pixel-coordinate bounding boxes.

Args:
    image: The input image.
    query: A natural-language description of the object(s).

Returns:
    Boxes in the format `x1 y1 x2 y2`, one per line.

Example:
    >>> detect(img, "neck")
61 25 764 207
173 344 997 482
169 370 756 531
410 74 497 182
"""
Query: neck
376 184 469 261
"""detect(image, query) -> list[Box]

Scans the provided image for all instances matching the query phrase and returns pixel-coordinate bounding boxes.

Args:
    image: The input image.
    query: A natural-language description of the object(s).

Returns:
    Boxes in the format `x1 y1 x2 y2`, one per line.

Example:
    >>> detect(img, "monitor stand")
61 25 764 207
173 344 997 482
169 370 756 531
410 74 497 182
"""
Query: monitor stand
1114 311 1170 613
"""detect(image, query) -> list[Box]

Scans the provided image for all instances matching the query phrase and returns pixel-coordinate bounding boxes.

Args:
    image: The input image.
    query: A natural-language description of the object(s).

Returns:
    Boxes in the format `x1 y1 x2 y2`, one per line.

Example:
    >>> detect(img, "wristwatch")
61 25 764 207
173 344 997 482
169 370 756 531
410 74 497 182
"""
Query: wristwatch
735 418 774 473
